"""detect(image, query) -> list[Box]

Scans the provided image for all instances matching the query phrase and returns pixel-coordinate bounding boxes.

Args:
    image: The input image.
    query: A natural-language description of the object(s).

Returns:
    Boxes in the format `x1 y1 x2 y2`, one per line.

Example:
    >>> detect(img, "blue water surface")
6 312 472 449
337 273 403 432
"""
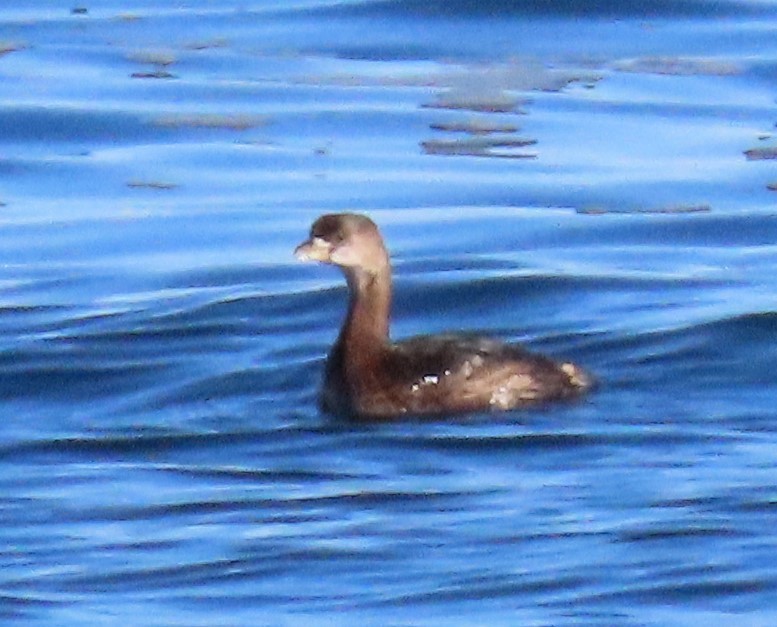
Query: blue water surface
1 1 777 625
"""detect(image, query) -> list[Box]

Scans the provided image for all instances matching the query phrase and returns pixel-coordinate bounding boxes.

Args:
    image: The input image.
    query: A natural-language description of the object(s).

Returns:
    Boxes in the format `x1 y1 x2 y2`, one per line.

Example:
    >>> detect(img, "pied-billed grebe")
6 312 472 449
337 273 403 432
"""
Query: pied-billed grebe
295 213 593 419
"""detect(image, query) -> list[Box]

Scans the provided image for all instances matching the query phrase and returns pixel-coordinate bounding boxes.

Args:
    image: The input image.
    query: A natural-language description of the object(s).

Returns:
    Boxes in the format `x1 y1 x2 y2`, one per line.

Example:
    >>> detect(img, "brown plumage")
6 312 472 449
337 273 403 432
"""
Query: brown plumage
295 213 593 420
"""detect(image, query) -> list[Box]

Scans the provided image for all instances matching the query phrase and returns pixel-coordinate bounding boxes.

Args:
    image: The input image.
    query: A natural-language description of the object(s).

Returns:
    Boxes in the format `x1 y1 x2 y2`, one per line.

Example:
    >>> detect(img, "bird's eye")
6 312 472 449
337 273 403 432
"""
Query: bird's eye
315 229 342 244
312 230 341 245
311 217 345 243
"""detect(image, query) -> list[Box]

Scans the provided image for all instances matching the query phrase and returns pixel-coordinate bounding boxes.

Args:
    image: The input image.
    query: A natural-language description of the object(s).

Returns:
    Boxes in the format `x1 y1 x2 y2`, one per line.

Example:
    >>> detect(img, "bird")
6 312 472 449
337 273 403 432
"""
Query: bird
295 213 593 420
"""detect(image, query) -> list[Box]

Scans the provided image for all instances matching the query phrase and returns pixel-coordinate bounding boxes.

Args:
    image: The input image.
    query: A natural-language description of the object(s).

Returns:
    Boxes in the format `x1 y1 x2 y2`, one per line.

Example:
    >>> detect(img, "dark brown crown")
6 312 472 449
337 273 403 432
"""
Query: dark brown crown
310 213 377 244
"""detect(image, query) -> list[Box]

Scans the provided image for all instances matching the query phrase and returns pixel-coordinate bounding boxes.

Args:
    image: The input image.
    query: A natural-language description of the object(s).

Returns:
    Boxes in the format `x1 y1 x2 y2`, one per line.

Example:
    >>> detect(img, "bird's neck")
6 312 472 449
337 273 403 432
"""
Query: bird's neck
339 265 392 361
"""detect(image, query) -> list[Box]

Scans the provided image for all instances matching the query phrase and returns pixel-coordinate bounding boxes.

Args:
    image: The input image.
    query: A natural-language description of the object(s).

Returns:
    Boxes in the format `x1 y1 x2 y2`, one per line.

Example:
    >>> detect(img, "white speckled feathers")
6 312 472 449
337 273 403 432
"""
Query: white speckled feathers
384 334 588 414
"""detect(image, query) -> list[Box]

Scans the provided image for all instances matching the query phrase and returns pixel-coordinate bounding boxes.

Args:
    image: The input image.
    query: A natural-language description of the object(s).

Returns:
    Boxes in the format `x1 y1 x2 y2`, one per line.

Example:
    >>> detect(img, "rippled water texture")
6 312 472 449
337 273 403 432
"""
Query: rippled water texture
1 1 777 624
